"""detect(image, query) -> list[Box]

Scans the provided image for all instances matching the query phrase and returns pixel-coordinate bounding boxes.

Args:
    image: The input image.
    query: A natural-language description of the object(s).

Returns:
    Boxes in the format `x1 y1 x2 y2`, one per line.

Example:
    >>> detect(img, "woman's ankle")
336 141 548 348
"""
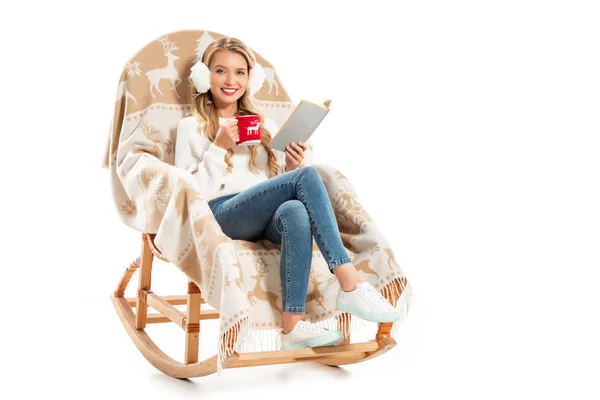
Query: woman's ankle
333 263 365 291
282 312 304 334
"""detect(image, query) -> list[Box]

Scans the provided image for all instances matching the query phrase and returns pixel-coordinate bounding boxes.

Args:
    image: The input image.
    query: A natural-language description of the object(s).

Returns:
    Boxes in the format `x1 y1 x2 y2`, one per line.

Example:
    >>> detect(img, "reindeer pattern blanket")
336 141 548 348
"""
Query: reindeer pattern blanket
102 29 412 371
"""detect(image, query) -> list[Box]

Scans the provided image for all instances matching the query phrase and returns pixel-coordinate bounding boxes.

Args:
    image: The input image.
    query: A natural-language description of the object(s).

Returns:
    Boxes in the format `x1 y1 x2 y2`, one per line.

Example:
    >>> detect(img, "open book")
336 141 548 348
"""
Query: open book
269 99 331 152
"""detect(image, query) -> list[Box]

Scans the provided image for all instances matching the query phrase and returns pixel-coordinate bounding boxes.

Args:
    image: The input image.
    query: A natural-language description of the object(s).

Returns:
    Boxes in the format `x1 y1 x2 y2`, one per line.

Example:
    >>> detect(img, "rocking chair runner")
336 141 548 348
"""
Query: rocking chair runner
104 29 412 378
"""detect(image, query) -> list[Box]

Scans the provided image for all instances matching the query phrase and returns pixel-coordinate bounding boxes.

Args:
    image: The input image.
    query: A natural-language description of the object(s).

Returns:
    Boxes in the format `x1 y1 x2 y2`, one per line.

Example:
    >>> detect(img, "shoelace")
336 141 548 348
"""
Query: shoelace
296 321 328 333
358 284 389 307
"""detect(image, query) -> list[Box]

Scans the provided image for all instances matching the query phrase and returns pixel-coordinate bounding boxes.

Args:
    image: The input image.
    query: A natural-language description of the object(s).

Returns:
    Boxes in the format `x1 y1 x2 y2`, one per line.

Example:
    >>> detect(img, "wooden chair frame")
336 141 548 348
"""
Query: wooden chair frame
111 233 400 378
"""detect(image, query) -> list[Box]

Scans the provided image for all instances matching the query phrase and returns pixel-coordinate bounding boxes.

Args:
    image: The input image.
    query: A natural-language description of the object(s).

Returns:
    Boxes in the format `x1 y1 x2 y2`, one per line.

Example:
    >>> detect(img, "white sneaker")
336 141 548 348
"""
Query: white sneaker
336 282 401 323
280 320 344 351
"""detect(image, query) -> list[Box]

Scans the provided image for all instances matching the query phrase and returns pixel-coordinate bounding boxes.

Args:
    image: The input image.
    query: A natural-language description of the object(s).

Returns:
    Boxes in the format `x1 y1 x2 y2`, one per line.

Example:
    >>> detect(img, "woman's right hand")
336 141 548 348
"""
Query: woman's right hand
213 120 239 150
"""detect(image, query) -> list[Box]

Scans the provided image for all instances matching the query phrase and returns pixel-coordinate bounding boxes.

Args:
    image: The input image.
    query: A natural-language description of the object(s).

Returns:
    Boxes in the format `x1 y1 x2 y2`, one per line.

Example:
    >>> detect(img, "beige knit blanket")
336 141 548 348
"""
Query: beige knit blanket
101 29 412 371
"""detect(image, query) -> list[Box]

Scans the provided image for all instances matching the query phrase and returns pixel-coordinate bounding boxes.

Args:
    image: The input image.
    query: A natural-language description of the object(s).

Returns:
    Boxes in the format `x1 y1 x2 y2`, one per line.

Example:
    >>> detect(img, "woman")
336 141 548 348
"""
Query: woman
175 37 400 351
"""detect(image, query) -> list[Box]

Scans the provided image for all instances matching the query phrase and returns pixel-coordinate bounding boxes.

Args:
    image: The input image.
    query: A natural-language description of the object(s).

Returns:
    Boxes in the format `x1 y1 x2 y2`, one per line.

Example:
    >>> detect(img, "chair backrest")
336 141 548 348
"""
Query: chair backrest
102 29 295 170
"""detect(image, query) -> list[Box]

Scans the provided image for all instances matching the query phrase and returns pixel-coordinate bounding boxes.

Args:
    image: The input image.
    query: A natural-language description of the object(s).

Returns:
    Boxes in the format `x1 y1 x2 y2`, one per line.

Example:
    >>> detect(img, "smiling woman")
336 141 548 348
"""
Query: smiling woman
211 55 250 109
105 28 412 380
184 37 285 178
174 36 402 352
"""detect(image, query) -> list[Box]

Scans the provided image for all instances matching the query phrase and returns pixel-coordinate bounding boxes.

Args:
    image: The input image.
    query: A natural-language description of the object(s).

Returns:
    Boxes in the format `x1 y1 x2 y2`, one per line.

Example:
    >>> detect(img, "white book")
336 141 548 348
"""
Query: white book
269 99 331 152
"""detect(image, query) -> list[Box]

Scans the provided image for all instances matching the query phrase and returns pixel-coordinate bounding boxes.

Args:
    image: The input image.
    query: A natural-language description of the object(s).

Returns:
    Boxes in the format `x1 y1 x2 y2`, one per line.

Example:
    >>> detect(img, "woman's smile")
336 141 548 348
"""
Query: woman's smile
221 88 238 96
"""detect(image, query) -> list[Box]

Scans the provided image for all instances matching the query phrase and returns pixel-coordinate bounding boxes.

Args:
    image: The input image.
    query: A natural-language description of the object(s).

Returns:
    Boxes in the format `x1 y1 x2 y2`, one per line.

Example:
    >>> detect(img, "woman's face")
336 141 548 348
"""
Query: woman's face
209 50 249 106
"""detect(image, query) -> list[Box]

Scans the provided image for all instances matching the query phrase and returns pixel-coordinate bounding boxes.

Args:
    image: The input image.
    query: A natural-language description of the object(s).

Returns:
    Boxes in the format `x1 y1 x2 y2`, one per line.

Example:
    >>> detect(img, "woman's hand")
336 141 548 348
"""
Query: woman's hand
213 120 239 150
284 141 308 172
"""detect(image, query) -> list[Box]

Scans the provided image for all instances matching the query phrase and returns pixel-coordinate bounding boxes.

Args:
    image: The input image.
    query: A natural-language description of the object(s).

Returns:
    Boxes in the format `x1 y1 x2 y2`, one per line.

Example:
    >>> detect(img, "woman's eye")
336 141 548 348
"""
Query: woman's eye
215 69 244 75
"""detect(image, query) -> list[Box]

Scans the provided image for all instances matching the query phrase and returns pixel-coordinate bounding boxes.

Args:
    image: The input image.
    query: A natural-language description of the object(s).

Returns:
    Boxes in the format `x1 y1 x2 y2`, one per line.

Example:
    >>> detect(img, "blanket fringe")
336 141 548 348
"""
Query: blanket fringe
386 276 413 338
217 316 253 376
215 276 413 374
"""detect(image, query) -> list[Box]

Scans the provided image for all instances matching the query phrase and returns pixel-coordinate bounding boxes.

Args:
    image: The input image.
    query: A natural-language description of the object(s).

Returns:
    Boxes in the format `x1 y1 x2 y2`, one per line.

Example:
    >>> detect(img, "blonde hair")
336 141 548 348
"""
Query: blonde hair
187 37 280 177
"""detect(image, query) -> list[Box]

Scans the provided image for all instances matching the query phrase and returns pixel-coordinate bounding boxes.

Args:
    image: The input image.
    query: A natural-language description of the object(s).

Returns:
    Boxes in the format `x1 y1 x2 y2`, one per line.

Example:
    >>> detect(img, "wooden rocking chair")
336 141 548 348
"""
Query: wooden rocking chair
112 234 401 378
107 29 405 378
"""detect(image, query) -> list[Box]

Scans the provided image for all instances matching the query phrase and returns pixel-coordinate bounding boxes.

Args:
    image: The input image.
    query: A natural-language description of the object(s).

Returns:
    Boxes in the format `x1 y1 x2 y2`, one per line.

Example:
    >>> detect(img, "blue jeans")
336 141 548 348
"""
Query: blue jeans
208 166 351 314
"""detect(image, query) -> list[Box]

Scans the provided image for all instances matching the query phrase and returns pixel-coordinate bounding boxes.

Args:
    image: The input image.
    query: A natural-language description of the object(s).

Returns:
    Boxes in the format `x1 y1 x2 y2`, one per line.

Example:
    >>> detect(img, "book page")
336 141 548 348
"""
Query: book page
269 100 329 152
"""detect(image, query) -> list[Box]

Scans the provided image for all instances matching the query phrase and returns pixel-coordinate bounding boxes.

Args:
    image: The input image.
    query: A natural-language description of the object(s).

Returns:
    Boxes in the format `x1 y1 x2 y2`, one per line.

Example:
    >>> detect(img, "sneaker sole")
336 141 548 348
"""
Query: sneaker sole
281 331 344 351
336 299 401 323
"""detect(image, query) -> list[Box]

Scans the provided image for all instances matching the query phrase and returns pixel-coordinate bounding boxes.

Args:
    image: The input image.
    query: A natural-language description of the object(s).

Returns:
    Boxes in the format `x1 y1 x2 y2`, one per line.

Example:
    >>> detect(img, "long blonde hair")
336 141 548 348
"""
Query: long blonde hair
188 37 280 177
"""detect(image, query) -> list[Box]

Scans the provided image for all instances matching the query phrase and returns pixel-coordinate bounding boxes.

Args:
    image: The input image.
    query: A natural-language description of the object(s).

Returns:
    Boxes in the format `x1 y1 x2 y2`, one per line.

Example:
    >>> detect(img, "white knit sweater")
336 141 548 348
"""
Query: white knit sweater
174 116 313 201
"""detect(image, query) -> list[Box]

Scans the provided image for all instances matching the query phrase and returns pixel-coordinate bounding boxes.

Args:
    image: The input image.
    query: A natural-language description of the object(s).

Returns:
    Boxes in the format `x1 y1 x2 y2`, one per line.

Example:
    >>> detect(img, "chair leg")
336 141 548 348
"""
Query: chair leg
185 281 201 364
136 233 154 330
376 278 401 339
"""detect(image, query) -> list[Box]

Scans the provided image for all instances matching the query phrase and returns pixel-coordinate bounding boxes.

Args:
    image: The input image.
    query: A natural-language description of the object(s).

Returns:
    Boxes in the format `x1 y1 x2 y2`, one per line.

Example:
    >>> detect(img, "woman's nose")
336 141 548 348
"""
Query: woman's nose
225 73 237 85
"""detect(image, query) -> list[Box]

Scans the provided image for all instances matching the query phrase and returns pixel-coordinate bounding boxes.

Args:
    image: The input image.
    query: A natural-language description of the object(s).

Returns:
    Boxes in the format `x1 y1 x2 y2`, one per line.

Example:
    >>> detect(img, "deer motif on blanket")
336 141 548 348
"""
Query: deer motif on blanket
116 80 138 106
231 257 245 290
137 122 163 163
262 66 279 96
248 260 280 313
305 268 326 311
354 244 402 278
385 248 402 271
145 36 181 98
355 243 381 279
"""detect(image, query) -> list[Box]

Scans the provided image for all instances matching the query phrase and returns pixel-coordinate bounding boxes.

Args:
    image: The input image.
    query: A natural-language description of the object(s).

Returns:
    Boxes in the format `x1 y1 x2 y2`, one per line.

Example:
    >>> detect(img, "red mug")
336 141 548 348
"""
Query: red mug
235 115 262 146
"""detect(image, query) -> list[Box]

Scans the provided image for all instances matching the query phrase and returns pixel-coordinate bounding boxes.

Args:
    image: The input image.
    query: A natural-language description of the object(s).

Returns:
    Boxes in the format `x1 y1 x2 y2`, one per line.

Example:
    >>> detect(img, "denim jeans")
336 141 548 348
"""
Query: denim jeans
208 166 351 314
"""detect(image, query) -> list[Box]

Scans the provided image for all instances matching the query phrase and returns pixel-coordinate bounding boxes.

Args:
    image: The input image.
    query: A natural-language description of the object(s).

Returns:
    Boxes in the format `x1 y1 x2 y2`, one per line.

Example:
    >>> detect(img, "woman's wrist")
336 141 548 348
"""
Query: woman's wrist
213 140 226 150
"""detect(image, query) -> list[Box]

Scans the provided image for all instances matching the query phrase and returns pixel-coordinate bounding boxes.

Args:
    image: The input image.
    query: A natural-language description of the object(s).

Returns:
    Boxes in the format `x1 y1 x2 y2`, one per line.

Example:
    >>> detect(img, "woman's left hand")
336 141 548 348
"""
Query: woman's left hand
284 141 308 172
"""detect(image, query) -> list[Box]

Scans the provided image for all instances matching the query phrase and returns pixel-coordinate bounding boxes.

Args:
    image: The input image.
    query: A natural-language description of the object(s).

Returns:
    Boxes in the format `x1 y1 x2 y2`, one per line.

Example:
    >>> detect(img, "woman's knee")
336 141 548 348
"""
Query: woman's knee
275 200 310 230
300 165 318 177
296 165 321 184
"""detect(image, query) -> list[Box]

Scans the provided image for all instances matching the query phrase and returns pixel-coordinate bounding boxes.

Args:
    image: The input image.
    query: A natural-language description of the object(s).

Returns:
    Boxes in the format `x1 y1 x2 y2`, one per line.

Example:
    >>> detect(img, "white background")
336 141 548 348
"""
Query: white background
2 0 599 398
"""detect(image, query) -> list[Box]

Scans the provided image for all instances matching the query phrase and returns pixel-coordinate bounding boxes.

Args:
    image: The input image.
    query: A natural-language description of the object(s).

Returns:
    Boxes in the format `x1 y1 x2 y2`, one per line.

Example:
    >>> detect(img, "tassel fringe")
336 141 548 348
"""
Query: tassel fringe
215 277 412 374
216 316 252 376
